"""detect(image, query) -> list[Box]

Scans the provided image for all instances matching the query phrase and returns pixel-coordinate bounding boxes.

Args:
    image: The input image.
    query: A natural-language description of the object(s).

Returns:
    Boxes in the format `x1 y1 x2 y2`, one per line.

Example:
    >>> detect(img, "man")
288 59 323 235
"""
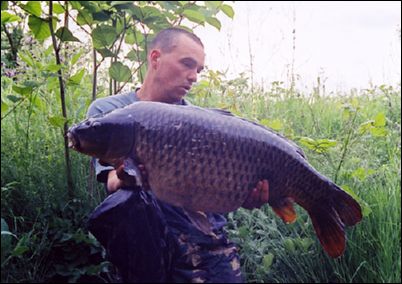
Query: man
87 27 269 283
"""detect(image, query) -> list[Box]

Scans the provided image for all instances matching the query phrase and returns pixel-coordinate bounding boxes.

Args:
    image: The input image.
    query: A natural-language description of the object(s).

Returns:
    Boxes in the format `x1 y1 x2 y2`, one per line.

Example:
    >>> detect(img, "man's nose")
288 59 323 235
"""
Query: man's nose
187 69 198 83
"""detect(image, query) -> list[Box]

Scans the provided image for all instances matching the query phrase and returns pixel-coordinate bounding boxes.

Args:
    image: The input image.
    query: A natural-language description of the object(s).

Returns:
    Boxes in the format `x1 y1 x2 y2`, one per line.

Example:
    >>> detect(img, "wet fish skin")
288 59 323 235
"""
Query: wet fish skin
68 101 362 258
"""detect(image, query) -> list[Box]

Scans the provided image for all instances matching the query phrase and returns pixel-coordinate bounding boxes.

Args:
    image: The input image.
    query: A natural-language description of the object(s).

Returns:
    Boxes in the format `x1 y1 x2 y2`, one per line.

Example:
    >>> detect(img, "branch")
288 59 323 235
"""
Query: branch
48 0 74 198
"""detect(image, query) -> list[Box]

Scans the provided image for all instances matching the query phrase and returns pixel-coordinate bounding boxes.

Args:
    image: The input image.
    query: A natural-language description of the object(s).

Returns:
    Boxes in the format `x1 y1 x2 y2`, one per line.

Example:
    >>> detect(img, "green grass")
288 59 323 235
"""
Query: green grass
1 75 401 282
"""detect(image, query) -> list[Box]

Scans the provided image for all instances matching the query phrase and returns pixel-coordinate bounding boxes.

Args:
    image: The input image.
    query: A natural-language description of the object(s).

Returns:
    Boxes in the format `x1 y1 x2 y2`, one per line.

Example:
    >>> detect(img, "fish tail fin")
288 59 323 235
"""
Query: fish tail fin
331 184 363 226
307 183 362 258
307 206 345 258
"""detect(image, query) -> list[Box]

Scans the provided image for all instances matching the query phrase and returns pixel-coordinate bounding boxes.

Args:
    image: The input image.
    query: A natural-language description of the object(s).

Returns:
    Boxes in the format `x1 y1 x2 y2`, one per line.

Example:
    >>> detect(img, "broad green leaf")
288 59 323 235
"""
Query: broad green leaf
53 3 65 14
298 137 315 149
24 80 41 89
11 235 29 257
142 6 163 18
12 85 33 96
299 237 314 251
71 50 84 65
115 16 125 34
125 29 136 44
298 137 336 153
126 49 138 61
44 63 62 72
1 11 21 24
260 118 283 131
91 25 117 48
69 1 81 10
6 95 23 103
44 45 54 56
49 115 67 128
283 238 295 252
55 27 81 42
351 167 375 182
21 1 42 17
126 29 145 45
96 48 116 58
18 51 34 67
68 69 86 85
141 6 169 28
110 1 134 8
126 48 146 63
109 62 132 82
177 25 193 33
316 138 337 148
47 76 59 92
206 17 221 30
1 100 9 115
126 5 143 20
182 9 205 25
79 1 98 12
359 120 374 134
12 245 29 257
32 95 46 111
1 1 8 10
77 9 93 26
164 10 177 21
370 127 388 137
205 1 222 9
158 1 180 11
262 253 274 269
220 4 234 19
93 11 112 22
373 112 386 127
28 15 51 41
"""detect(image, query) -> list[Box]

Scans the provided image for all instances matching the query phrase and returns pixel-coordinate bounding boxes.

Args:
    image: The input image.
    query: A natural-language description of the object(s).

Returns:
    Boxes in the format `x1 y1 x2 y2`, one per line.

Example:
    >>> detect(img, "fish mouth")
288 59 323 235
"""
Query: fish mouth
67 131 80 150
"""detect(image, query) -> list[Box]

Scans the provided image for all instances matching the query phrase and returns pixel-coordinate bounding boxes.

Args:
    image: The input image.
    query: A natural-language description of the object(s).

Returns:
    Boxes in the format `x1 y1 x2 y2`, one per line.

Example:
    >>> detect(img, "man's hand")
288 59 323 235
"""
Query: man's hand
242 179 269 210
106 163 150 193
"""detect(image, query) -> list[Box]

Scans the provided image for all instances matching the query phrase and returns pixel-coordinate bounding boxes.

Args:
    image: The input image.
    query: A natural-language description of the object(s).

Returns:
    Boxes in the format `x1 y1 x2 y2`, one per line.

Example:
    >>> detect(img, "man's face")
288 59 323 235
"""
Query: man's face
154 34 205 103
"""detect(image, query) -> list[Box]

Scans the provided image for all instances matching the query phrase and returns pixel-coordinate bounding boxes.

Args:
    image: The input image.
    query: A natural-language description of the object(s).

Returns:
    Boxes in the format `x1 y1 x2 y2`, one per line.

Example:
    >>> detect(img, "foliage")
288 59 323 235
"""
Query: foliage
1 1 401 283
1 0 235 199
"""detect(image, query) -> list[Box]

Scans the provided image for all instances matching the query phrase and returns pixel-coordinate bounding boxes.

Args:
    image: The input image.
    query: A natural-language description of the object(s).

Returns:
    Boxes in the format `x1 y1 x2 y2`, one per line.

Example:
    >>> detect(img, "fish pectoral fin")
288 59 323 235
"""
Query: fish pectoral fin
272 198 297 224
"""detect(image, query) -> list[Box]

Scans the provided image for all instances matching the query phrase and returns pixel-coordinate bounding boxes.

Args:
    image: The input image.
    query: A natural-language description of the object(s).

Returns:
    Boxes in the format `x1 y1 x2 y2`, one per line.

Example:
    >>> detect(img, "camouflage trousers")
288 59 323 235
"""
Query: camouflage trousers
87 189 243 283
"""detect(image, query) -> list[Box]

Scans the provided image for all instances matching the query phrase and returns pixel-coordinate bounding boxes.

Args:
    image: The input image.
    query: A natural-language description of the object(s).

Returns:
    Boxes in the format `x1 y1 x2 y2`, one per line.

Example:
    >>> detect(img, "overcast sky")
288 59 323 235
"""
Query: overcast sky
195 1 401 92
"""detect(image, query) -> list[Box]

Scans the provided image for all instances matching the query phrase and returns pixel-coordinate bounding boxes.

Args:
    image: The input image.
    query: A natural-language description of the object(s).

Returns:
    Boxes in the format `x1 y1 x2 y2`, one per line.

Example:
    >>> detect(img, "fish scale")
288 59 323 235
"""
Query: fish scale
67 101 362 258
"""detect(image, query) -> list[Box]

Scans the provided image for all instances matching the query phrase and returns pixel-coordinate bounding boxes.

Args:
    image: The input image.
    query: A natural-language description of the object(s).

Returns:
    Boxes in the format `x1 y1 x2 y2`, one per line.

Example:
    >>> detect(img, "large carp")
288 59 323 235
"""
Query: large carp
67 101 362 258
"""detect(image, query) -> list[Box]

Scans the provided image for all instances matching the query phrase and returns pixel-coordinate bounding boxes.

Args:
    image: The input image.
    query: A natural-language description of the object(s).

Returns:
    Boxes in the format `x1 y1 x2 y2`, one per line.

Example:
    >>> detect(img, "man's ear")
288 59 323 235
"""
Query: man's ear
149 49 161 69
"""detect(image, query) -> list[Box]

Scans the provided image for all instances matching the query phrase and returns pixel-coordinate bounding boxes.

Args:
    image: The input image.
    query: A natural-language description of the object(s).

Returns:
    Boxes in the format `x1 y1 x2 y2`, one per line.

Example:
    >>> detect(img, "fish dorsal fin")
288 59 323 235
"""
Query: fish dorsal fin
206 108 307 160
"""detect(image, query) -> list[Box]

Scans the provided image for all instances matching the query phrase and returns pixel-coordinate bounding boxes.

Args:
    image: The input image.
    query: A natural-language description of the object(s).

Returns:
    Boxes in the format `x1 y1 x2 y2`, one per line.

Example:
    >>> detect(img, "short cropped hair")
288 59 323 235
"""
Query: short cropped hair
148 27 204 54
